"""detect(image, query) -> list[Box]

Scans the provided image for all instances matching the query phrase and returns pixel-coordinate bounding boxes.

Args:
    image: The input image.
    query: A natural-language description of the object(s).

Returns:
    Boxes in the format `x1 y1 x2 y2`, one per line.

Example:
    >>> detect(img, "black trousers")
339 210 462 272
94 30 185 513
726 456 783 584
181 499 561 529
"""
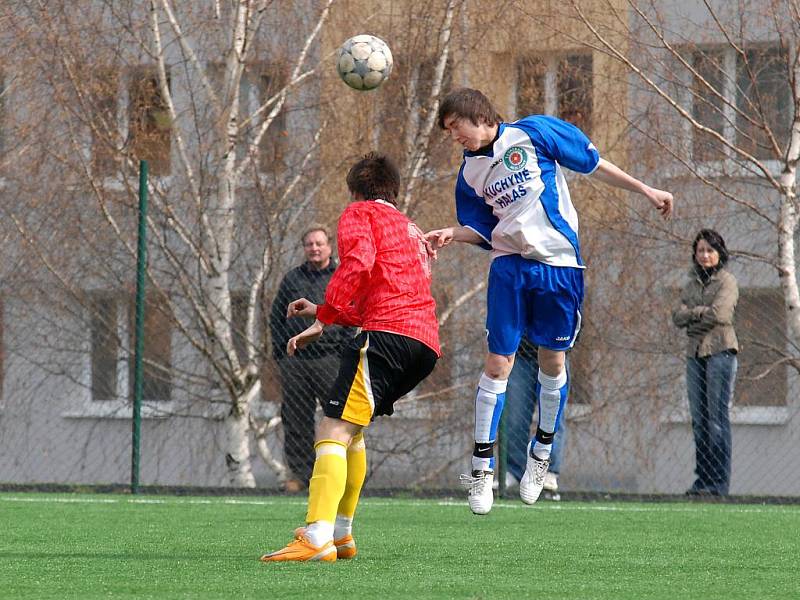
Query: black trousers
277 354 340 484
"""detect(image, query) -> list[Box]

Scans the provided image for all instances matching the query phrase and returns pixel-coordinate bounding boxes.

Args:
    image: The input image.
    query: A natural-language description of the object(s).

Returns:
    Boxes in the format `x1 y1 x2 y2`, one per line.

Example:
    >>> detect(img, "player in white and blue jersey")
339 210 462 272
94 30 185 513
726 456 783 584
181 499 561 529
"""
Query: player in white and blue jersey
427 88 673 514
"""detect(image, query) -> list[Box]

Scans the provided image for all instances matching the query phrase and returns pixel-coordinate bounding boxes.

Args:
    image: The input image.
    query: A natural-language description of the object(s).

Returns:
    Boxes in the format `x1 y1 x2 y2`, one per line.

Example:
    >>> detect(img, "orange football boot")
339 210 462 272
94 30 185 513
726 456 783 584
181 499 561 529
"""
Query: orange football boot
333 534 357 560
290 526 357 560
259 531 336 563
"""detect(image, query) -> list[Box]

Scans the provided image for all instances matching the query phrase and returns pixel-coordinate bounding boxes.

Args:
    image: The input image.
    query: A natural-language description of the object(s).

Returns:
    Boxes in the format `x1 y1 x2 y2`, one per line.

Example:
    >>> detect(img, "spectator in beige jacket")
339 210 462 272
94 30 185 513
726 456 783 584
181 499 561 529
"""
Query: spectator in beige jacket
672 229 738 496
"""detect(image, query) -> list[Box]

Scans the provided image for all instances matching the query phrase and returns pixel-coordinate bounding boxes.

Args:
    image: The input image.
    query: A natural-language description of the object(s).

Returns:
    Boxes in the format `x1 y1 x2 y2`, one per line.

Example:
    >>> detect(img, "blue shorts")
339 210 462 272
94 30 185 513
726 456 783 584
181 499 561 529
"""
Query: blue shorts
486 255 584 355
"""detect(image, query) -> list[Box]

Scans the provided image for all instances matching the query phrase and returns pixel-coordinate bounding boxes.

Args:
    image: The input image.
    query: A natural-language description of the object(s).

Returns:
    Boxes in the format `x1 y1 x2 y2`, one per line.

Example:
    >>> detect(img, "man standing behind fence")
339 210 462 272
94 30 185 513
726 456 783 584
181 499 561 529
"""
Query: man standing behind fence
269 225 353 493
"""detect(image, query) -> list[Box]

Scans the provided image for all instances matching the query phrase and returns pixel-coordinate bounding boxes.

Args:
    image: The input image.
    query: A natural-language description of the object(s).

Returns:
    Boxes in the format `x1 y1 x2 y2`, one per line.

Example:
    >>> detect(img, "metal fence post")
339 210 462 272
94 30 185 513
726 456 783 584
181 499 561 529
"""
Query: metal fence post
131 160 148 494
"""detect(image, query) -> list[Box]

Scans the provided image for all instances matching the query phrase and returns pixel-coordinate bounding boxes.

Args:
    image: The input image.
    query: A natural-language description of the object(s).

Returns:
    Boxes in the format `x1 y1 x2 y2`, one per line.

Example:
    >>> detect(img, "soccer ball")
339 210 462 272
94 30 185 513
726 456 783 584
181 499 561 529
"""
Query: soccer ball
336 35 393 91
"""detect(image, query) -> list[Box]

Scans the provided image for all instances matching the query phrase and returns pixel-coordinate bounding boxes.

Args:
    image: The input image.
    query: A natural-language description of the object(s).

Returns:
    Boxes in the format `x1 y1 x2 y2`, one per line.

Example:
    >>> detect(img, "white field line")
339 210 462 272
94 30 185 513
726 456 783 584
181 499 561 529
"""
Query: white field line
0 494 794 514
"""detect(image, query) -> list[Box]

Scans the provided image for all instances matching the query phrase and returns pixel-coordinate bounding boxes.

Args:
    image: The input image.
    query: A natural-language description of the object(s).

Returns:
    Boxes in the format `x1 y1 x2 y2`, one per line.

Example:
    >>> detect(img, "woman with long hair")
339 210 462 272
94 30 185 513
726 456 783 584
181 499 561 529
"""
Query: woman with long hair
672 229 739 496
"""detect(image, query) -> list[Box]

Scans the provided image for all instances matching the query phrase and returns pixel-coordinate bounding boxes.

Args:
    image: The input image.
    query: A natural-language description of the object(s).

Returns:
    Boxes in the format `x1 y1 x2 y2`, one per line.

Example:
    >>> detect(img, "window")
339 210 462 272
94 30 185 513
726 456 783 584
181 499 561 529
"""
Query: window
90 293 119 401
0 70 6 156
516 53 593 135
735 288 788 407
90 68 121 177
255 70 288 172
207 62 287 173
88 291 173 402
557 54 593 134
128 293 172 401
691 48 728 161
0 296 4 404
736 46 791 160
689 44 790 162
378 54 454 175
128 67 171 175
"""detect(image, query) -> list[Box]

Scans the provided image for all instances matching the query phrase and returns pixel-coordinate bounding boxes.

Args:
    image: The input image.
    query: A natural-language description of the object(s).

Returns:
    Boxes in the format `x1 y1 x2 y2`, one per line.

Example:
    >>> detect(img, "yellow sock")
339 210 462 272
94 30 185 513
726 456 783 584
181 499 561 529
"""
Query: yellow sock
337 432 367 520
306 439 348 525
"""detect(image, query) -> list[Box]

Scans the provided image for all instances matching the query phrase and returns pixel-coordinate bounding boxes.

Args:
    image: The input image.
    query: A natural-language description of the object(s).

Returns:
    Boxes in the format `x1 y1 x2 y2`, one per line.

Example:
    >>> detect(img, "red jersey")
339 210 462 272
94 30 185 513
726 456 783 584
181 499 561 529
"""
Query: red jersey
316 200 441 356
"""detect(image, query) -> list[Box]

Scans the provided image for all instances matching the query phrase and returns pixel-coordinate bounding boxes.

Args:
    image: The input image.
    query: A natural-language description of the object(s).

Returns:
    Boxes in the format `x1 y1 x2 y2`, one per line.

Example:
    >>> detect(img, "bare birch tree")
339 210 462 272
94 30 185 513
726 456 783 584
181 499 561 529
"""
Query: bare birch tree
515 0 800 377
0 0 511 489
2 0 339 486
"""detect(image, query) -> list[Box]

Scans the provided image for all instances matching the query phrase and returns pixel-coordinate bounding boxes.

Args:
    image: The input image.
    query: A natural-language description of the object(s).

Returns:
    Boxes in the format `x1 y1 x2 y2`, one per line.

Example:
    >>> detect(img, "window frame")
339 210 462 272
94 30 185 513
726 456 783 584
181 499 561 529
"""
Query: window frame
127 65 173 176
683 42 789 175
206 61 289 176
514 51 594 137
86 65 174 182
0 296 4 409
63 290 175 420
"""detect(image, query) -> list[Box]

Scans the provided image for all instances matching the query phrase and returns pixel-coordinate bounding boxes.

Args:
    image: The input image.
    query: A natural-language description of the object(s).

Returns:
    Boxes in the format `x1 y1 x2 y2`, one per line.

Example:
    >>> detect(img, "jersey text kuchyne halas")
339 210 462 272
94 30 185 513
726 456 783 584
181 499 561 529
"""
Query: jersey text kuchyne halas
455 115 600 268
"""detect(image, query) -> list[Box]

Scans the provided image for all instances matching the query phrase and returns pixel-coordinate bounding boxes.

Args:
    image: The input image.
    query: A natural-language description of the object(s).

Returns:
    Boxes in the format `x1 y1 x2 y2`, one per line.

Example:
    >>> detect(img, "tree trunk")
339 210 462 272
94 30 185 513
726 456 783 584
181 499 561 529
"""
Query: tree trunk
778 183 800 344
224 384 259 488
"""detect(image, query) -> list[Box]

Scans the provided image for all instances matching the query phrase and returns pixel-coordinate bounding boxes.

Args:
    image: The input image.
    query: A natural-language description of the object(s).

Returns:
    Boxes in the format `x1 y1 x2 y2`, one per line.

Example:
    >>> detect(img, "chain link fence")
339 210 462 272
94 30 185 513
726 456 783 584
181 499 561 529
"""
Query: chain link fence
1 192 799 499
0 0 798 502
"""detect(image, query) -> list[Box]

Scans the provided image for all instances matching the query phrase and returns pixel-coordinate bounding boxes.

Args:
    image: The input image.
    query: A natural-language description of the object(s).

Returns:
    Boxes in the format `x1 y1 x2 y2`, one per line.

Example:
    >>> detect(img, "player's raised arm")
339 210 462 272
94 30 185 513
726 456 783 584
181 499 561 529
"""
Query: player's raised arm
591 158 674 219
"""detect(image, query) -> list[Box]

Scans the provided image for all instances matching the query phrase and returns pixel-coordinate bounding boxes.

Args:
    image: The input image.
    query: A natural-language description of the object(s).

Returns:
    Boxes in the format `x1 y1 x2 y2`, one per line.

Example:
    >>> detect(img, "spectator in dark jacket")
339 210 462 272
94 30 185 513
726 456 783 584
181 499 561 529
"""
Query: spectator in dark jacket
269 225 353 492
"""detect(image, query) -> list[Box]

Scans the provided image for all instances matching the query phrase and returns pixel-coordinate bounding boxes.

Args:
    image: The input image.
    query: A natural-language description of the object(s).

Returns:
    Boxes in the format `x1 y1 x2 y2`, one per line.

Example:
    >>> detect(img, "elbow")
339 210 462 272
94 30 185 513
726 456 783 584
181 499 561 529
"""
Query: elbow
671 311 689 328
707 308 734 326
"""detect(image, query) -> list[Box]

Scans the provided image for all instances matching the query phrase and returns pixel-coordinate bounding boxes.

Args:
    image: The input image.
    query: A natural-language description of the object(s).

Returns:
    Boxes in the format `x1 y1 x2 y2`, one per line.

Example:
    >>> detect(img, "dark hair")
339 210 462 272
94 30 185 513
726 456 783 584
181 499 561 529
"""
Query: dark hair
346 152 401 204
692 228 729 267
437 88 503 130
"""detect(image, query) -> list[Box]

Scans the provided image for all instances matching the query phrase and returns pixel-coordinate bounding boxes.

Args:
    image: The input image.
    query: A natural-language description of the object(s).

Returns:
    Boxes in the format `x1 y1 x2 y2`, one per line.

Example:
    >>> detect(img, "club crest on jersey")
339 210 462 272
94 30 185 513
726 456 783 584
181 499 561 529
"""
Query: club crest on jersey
503 146 527 171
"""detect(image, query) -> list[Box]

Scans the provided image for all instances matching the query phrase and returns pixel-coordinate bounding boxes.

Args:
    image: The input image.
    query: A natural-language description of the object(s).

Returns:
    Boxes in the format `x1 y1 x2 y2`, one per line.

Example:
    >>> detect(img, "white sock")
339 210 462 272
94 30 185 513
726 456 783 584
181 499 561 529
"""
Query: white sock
472 373 507 472
531 439 551 462
533 368 567 461
304 520 334 547
334 515 353 540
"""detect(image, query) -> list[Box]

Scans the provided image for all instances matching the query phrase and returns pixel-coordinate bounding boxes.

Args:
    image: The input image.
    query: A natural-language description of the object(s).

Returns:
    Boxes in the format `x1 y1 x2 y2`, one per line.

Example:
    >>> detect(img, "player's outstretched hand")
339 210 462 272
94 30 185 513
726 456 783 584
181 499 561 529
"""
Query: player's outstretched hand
287 320 325 356
425 227 455 249
287 298 318 318
647 188 674 219
423 237 438 261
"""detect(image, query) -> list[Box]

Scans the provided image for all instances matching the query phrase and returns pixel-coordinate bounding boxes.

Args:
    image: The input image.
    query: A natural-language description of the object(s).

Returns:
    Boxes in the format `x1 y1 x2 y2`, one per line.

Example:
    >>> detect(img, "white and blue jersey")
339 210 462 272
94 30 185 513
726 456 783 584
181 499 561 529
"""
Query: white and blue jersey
455 115 599 353
456 115 600 268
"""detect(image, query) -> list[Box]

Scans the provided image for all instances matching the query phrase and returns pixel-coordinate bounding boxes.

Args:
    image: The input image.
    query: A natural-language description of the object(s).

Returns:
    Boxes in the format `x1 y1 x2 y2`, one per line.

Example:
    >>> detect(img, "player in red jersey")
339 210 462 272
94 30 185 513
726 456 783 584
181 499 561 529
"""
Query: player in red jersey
261 153 440 563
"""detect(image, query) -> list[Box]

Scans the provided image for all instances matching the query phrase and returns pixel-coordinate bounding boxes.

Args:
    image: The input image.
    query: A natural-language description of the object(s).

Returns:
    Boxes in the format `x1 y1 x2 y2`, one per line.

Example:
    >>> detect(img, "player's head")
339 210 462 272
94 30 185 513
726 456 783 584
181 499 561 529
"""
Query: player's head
301 224 333 269
437 88 502 151
346 152 401 205
692 228 729 270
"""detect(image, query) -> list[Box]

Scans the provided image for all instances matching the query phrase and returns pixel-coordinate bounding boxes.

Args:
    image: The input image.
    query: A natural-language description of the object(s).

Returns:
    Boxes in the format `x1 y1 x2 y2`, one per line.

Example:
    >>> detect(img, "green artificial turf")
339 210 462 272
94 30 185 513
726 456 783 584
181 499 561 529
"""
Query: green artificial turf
2 493 798 599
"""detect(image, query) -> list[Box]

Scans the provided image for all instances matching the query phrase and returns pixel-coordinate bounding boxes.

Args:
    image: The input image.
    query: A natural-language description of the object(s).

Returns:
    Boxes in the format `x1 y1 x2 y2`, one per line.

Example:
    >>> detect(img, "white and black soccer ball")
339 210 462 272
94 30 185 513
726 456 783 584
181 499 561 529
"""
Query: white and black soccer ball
336 35 393 91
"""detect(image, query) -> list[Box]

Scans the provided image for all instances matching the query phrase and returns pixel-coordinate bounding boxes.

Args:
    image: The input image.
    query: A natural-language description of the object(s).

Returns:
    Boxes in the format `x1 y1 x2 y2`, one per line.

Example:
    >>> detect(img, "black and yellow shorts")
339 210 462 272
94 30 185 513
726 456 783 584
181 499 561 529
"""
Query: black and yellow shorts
324 330 438 426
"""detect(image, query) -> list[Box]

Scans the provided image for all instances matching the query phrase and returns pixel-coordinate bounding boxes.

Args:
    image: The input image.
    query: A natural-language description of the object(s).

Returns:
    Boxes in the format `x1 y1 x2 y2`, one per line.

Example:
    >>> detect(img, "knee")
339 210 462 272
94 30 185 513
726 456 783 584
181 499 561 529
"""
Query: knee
537 349 566 377
484 353 513 380
315 416 361 446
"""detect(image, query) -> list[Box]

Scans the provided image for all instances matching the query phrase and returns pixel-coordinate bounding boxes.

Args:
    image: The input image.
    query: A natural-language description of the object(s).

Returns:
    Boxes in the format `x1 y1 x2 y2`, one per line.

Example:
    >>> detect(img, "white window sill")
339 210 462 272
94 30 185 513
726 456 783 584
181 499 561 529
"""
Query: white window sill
62 399 176 420
63 398 282 421
661 406 791 426
392 397 436 420
565 404 593 419
88 174 173 193
560 404 790 426
661 159 782 181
